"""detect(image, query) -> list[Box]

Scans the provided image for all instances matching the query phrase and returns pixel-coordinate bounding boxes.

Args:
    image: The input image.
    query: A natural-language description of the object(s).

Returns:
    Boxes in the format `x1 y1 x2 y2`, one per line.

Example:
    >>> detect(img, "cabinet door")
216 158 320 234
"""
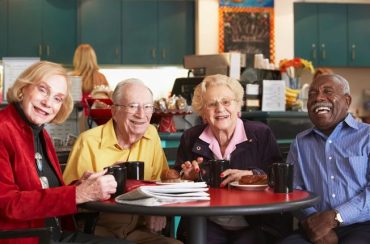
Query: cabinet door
348 4 370 67
7 0 42 57
0 0 7 58
122 0 157 65
43 0 77 64
79 0 121 64
318 4 347 67
158 0 195 65
294 3 319 66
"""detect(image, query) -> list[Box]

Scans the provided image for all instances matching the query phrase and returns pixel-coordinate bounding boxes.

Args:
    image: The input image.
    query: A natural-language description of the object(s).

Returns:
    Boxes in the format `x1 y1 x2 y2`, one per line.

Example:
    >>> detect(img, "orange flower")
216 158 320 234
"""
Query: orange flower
279 58 314 79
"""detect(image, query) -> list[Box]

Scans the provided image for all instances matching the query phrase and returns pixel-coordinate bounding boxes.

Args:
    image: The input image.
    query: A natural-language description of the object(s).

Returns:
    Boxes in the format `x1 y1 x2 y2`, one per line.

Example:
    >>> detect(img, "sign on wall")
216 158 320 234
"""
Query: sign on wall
219 1 274 67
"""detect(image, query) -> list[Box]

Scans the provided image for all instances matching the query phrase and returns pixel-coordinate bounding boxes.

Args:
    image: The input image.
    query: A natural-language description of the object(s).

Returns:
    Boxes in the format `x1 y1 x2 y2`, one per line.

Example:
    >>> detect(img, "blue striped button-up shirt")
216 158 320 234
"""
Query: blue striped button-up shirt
287 114 370 225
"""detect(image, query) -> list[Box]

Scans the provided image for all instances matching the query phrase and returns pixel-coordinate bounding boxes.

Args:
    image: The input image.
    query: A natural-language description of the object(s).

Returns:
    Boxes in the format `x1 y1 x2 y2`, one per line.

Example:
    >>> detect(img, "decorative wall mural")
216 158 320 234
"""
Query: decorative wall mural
219 5 274 67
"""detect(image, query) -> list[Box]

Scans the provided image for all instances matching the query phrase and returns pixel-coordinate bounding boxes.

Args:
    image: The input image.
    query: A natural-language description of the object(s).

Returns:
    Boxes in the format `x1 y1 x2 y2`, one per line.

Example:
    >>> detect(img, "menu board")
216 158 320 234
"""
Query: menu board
2 57 40 101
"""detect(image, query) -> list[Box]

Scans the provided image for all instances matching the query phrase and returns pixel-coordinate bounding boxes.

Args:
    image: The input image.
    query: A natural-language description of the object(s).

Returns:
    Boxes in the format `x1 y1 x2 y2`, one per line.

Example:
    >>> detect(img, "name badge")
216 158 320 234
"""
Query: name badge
39 176 49 189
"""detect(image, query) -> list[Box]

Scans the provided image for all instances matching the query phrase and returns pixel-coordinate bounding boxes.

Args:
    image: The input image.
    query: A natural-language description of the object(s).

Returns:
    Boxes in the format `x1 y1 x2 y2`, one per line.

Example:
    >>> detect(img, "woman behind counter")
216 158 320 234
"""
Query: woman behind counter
0 61 129 244
72 44 110 131
175 74 287 243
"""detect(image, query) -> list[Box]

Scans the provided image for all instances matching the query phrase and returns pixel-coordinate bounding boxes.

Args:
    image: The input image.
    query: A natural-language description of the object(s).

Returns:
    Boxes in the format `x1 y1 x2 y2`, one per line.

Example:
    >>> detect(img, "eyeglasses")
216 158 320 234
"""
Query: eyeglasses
205 98 237 110
114 103 154 114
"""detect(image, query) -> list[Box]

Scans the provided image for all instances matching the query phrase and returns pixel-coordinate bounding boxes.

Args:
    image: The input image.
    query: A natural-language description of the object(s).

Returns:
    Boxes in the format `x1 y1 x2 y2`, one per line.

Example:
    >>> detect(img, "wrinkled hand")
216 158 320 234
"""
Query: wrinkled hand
313 230 338 244
75 170 117 204
220 169 253 187
145 216 167 233
180 157 203 181
302 210 338 242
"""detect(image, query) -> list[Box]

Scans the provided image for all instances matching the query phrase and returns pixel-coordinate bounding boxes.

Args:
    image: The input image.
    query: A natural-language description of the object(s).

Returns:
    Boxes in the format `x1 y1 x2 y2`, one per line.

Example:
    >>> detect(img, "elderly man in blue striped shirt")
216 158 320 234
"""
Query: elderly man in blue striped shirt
282 74 370 244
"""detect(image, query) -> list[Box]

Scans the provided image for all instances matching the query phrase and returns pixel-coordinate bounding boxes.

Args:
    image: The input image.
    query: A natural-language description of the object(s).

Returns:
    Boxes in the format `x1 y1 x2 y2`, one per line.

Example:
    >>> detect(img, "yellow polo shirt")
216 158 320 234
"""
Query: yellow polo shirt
63 119 168 184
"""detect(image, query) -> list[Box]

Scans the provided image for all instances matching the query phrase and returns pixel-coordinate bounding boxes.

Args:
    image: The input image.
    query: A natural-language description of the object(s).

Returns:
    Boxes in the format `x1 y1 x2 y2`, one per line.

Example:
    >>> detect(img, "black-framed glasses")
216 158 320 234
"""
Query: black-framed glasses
114 103 154 114
205 98 237 110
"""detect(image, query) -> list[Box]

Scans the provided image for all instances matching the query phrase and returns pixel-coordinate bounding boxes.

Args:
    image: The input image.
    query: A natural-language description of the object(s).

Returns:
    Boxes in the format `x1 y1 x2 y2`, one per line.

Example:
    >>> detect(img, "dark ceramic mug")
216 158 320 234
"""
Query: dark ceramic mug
125 161 144 180
268 163 294 193
104 164 127 197
200 160 230 188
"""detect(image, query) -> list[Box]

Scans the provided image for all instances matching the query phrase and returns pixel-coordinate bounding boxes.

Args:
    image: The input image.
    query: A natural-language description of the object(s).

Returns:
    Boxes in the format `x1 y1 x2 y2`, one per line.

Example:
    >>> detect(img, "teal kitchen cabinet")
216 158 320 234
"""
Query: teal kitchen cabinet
78 0 122 64
79 0 194 65
347 4 370 67
295 3 370 67
0 0 7 59
157 0 195 65
121 0 157 65
6 0 77 64
122 0 195 65
294 3 347 67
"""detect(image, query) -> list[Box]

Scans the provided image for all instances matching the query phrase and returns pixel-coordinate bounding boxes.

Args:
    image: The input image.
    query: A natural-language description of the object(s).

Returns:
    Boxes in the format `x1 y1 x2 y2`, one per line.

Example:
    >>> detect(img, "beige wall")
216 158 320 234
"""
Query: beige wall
196 0 370 115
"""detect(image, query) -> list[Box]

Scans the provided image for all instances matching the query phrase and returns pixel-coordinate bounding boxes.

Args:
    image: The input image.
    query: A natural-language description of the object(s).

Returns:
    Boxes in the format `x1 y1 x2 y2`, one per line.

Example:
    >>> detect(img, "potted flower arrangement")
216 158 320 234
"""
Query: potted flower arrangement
279 57 314 89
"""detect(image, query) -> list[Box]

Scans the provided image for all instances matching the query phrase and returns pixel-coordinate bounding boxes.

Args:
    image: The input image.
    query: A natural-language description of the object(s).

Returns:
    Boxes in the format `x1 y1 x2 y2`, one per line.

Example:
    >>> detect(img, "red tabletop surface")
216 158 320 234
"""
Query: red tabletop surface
164 187 311 207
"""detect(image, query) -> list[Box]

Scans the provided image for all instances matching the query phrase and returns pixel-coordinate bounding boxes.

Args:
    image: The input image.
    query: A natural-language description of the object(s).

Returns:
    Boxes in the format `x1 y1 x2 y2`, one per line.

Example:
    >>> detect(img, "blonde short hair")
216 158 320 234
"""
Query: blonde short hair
191 74 244 116
7 61 73 124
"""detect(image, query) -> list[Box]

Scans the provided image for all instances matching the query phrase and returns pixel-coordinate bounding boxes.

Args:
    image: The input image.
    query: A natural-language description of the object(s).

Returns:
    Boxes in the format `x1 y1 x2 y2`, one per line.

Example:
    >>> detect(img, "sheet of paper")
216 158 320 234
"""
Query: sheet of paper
2 57 40 101
69 76 82 102
262 79 286 111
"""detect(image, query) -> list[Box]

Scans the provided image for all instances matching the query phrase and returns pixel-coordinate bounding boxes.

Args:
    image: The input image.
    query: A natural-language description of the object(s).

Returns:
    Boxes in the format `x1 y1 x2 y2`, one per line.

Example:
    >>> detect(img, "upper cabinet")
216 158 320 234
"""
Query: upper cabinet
347 4 370 66
79 0 195 65
0 0 7 59
294 3 370 67
3 0 77 64
122 0 195 65
78 0 122 64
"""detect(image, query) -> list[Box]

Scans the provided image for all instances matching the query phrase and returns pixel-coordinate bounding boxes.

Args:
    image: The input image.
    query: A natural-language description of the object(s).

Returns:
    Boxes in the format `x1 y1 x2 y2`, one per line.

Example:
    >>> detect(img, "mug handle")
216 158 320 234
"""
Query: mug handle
267 164 275 188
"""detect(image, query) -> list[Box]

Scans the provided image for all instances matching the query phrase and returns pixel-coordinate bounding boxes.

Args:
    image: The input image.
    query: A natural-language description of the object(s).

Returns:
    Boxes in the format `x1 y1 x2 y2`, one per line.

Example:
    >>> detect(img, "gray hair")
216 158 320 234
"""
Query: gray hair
315 74 350 95
112 78 153 104
191 74 244 116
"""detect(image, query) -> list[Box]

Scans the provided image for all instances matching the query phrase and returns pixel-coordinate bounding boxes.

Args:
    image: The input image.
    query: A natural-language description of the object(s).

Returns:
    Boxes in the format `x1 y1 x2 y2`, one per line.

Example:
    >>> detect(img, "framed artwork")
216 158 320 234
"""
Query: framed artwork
219 7 274 67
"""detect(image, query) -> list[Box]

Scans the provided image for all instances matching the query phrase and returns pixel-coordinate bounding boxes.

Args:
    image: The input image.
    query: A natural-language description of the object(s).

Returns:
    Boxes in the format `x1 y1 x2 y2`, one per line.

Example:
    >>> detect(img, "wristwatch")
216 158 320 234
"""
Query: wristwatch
334 210 344 226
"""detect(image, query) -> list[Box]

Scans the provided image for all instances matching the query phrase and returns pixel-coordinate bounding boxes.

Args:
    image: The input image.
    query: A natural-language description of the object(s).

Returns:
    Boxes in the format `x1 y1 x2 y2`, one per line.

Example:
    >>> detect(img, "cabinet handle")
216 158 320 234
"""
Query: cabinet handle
115 48 119 58
38 44 42 57
311 44 317 60
151 48 156 59
351 44 356 61
46 45 50 56
161 49 166 59
321 44 326 60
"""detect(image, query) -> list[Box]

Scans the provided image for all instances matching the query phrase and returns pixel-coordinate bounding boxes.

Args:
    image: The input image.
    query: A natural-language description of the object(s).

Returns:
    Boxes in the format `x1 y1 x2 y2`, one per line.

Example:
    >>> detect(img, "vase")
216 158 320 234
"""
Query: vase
289 77 300 90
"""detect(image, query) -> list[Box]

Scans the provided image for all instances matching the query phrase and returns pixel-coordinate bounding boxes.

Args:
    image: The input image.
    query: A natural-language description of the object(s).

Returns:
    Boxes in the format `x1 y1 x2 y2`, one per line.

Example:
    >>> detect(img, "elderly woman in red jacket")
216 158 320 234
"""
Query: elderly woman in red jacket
0 61 129 244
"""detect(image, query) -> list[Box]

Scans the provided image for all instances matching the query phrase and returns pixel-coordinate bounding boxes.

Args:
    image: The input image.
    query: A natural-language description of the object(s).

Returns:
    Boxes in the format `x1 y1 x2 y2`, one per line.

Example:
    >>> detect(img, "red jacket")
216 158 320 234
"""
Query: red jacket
0 104 77 244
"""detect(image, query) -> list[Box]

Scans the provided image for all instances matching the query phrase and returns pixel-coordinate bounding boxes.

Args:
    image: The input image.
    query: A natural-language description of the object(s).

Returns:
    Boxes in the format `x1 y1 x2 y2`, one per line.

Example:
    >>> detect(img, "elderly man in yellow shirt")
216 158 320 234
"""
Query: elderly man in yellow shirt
63 78 180 244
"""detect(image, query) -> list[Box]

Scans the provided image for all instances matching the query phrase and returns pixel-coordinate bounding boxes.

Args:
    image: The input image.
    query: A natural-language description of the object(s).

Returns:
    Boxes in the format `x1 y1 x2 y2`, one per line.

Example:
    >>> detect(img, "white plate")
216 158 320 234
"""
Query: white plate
230 181 268 191
156 180 193 185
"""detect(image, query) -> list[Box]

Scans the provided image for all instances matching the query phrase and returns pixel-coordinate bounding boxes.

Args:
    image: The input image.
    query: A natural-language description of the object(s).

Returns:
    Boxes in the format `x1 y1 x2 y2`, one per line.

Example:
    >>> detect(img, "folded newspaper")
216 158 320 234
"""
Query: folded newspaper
115 182 209 206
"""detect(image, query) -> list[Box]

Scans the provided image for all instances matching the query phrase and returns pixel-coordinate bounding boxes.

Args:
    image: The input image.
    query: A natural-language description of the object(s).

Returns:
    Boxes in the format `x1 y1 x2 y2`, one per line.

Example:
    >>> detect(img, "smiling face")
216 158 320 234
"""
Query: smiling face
112 83 153 145
307 75 351 135
20 75 67 126
202 84 240 135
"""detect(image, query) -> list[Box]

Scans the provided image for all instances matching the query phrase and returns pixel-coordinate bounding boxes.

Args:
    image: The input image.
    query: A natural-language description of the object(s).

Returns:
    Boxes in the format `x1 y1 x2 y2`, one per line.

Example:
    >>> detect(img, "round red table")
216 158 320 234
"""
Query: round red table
81 187 319 244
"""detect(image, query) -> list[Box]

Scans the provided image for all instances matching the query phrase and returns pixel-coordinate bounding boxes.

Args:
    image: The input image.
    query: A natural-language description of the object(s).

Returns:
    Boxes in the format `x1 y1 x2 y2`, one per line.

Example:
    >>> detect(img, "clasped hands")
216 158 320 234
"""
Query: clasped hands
180 157 253 187
301 210 339 244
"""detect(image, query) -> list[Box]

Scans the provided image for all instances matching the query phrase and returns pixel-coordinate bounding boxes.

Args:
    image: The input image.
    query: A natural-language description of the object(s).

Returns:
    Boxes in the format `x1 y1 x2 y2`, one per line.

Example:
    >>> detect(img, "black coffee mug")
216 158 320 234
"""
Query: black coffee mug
125 161 144 180
200 160 230 188
104 165 127 197
268 163 293 193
